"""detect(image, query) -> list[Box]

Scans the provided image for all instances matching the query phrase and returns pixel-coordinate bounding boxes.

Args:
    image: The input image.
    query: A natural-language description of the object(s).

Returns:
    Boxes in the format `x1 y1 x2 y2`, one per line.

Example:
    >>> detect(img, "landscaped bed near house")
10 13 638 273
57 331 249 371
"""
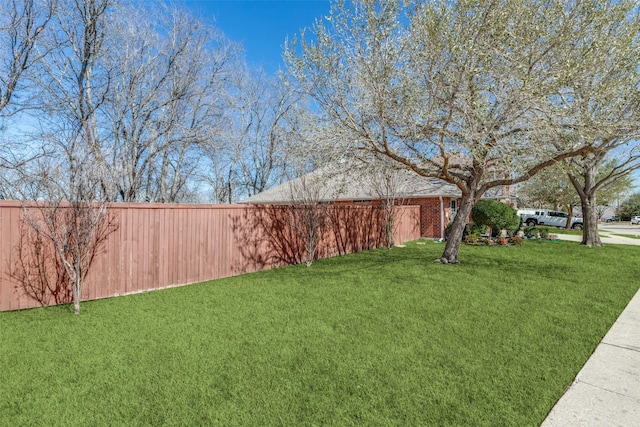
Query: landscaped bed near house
1 241 638 426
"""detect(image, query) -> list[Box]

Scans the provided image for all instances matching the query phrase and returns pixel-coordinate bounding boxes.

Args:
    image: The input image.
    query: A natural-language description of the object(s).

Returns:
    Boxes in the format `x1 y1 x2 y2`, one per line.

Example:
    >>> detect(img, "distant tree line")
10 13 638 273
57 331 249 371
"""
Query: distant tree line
0 0 325 204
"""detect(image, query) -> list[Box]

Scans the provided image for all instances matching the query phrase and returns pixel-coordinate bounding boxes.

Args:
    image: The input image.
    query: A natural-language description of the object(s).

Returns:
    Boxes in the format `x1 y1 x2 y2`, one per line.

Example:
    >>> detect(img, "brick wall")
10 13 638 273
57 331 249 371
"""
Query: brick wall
406 197 446 238
336 197 454 239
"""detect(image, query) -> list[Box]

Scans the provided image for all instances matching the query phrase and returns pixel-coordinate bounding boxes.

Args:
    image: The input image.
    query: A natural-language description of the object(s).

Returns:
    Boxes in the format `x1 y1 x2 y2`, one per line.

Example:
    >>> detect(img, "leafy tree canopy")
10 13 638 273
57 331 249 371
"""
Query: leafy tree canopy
617 192 640 220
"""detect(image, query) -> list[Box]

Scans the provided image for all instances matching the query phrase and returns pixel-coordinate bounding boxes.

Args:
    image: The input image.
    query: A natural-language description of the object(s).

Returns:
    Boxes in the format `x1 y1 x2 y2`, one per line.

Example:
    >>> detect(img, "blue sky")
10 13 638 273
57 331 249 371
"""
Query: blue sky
182 0 331 73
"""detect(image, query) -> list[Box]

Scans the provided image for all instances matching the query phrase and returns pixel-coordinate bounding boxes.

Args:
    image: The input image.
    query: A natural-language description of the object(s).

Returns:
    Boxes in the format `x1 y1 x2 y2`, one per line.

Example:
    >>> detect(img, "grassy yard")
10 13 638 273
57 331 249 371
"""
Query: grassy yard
611 233 640 239
544 227 588 236
1 241 638 426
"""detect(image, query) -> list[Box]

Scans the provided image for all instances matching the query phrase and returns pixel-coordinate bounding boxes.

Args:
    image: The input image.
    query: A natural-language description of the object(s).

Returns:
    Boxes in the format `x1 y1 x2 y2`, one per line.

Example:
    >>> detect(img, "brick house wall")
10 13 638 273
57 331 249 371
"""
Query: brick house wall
336 197 459 239
406 197 459 239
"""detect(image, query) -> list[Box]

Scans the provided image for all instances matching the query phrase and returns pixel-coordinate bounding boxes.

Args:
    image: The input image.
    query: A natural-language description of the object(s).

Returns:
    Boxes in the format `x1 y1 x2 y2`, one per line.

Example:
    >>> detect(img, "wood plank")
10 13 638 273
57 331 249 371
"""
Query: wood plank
0 202 422 312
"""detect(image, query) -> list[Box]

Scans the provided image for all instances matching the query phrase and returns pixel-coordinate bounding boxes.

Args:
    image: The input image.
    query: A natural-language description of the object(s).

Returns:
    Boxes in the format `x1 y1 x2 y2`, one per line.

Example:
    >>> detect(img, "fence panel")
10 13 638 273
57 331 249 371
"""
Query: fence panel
0 202 420 312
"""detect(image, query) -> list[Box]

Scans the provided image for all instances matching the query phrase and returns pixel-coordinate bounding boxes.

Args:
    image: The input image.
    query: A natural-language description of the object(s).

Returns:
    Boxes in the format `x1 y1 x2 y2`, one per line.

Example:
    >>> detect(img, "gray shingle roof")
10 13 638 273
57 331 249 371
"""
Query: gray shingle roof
242 161 474 204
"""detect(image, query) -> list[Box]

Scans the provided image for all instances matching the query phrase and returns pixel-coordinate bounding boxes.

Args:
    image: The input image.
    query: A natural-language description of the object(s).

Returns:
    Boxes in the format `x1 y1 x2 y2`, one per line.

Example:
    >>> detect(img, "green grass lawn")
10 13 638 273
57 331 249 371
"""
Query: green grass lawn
1 241 638 426
611 233 640 239
545 227 584 235
541 227 611 236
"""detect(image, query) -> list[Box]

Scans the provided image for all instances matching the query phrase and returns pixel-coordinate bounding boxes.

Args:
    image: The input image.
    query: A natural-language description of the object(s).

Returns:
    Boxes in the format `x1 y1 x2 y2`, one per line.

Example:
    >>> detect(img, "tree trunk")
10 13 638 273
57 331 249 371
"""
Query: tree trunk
72 282 81 315
568 156 603 247
581 192 602 247
436 194 475 264
564 204 574 229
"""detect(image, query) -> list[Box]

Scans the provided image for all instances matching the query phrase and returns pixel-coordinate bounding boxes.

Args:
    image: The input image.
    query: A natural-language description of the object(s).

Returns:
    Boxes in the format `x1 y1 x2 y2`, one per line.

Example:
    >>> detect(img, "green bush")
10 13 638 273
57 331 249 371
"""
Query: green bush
524 226 537 239
471 200 520 235
509 235 523 246
538 227 549 239
464 234 479 245
524 225 554 239
619 212 632 221
464 222 487 237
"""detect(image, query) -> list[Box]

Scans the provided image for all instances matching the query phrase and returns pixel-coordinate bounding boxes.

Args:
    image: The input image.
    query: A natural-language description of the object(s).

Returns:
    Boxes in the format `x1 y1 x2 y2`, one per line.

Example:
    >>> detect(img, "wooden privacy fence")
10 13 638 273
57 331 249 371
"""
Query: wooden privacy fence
0 201 421 311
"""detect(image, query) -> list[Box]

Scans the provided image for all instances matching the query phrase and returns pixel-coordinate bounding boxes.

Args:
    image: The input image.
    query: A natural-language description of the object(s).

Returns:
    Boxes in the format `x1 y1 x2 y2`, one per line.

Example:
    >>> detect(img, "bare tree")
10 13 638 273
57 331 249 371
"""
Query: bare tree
285 171 333 267
199 67 306 203
99 1 166 202
22 0 240 204
0 0 55 114
200 142 243 203
104 2 239 202
150 8 241 204
11 218 71 307
199 75 328 204
286 0 636 263
20 156 117 314
593 164 634 217
233 69 303 197
365 162 409 249
0 0 56 197
27 0 113 200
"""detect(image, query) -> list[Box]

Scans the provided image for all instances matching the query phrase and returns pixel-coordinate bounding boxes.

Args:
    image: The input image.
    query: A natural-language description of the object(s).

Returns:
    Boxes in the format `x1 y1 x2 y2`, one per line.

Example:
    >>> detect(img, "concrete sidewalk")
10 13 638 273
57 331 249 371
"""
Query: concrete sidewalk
554 232 640 246
541 287 640 426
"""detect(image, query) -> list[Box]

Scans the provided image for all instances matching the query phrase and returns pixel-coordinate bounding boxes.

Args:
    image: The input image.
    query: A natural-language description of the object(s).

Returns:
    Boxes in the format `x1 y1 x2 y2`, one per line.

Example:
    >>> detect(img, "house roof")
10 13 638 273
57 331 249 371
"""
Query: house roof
242 161 508 204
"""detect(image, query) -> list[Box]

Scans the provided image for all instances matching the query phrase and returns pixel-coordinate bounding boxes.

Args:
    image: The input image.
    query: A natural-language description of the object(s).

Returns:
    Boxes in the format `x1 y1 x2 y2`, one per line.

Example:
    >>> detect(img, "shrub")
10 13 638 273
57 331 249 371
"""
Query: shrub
464 234 479 245
523 226 537 239
509 235 523 246
464 222 487 237
538 227 549 239
523 226 554 240
496 236 509 245
619 212 632 222
472 200 520 235
485 238 495 246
